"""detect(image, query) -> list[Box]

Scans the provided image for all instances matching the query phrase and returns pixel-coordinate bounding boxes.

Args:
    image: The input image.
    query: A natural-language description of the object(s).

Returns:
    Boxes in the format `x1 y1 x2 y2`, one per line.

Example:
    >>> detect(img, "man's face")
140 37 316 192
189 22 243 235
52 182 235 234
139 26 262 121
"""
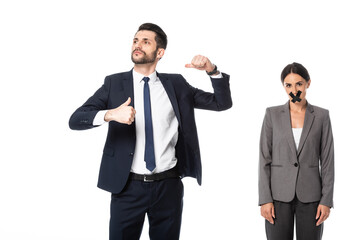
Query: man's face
131 30 159 64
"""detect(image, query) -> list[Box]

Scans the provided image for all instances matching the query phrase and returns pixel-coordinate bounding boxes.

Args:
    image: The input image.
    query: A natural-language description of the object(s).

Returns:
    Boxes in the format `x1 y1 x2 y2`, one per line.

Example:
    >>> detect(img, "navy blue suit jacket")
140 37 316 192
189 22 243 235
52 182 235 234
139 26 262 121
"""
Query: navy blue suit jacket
69 70 232 193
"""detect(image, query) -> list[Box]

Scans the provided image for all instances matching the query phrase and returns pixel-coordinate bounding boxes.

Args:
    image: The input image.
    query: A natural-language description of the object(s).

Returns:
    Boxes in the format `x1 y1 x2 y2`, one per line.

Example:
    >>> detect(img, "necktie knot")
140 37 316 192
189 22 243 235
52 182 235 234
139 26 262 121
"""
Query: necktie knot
143 77 150 83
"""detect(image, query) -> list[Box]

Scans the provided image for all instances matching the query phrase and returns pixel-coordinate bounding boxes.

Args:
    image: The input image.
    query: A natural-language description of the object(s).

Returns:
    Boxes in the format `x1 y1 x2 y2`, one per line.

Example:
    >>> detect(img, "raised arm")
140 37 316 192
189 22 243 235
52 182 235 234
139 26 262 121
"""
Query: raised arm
184 55 232 111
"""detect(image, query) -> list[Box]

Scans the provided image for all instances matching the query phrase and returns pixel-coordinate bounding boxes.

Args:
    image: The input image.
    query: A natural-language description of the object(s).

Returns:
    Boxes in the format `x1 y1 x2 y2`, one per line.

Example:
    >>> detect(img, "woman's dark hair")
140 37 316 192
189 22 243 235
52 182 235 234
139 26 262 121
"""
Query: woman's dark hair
137 23 167 50
281 62 310 84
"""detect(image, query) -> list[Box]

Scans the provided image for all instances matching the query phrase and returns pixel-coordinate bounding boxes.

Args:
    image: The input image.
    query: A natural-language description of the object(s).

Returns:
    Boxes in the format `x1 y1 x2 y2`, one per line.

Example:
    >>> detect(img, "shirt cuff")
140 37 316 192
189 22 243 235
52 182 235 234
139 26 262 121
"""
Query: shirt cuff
210 72 223 78
93 110 107 126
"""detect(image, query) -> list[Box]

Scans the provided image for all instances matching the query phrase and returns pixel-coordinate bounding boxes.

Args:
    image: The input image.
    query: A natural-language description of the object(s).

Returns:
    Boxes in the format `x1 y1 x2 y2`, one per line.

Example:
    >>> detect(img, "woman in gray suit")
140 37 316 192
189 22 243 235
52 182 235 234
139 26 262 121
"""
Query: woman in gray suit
258 62 334 240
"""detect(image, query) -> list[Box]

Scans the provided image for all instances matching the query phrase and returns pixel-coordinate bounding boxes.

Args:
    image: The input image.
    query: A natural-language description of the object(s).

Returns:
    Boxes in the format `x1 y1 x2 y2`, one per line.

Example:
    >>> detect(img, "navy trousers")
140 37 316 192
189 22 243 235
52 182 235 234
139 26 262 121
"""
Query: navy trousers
110 178 183 240
265 196 323 240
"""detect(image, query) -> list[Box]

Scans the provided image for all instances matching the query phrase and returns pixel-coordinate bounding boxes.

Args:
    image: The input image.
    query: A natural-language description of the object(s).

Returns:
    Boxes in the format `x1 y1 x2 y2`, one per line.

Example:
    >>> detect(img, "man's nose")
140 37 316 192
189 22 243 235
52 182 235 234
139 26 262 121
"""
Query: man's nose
134 42 142 49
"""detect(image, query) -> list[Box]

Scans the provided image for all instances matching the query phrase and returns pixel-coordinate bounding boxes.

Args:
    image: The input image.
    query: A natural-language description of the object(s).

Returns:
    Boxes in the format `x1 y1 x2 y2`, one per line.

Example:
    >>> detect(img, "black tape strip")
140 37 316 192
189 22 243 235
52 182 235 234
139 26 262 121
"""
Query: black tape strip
289 91 302 103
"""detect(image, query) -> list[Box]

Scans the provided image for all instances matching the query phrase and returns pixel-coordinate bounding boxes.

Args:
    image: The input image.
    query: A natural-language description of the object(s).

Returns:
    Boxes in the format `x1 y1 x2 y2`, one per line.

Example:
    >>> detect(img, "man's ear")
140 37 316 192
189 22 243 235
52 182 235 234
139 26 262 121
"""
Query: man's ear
157 48 165 60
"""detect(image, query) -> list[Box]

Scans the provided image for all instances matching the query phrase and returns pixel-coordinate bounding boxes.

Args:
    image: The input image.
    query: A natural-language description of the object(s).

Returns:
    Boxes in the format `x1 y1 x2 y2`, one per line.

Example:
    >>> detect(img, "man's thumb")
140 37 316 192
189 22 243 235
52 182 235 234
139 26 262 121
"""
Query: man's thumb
122 97 131 106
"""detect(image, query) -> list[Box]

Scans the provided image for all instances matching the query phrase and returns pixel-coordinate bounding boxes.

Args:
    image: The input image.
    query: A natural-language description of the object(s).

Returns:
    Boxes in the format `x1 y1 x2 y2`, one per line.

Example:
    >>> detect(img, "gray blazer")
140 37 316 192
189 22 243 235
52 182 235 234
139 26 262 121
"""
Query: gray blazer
259 102 334 207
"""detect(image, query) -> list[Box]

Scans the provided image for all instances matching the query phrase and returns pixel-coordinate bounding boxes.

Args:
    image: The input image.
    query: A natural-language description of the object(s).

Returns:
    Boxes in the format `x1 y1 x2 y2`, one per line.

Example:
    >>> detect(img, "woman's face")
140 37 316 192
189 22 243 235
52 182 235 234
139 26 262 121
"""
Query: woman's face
283 73 311 103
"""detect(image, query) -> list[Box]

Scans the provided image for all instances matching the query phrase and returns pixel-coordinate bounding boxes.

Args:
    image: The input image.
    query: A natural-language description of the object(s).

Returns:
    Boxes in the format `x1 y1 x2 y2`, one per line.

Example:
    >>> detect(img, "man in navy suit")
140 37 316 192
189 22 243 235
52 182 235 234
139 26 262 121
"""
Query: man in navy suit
69 23 232 240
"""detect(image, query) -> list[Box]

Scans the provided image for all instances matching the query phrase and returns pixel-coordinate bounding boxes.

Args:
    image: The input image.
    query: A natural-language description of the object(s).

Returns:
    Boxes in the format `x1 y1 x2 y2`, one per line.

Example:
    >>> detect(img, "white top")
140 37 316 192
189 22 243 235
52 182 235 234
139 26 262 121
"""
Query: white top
292 128 303 150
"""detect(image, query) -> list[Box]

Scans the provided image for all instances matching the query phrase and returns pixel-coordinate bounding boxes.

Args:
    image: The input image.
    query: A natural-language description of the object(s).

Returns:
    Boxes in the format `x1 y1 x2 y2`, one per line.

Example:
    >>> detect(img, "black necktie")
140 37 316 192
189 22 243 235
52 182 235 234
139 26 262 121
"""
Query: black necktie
143 77 156 171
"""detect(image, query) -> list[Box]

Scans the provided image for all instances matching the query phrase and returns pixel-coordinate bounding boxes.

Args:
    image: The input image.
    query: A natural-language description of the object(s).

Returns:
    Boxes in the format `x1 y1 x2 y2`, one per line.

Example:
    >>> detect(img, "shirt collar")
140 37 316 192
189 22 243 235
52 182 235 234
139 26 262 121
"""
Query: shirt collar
132 69 158 84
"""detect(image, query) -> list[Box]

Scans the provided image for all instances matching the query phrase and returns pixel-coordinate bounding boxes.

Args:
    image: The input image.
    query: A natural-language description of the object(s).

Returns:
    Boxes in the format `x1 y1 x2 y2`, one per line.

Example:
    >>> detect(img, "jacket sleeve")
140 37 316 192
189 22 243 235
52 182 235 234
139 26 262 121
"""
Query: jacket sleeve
69 76 111 130
319 110 335 207
185 73 232 111
259 108 273 205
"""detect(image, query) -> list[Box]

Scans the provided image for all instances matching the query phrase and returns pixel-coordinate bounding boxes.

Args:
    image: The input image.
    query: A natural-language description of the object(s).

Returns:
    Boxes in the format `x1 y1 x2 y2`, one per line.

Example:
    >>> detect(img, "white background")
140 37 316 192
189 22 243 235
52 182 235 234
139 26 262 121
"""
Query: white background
1 0 359 239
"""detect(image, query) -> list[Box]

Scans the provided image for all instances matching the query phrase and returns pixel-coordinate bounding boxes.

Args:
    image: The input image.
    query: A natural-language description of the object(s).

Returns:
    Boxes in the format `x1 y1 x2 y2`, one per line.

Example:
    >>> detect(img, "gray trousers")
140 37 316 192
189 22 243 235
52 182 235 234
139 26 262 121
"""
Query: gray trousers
265 196 323 240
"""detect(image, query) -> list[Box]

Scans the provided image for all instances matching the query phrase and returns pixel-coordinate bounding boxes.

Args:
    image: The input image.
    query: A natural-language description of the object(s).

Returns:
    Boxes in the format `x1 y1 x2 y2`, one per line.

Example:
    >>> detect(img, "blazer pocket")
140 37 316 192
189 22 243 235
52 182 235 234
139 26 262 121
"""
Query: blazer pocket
271 164 283 167
103 146 114 157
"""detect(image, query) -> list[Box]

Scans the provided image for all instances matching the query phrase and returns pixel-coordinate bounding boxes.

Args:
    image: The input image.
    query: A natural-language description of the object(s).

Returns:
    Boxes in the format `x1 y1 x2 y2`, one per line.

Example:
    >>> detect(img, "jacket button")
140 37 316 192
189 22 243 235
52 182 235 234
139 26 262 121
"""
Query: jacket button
129 153 134 156
294 163 298 167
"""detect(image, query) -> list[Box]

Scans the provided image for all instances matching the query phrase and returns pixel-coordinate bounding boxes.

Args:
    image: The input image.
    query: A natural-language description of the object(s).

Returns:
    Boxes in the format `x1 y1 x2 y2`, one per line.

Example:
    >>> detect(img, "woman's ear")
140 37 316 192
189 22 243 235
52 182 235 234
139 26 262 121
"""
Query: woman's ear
307 79 311 88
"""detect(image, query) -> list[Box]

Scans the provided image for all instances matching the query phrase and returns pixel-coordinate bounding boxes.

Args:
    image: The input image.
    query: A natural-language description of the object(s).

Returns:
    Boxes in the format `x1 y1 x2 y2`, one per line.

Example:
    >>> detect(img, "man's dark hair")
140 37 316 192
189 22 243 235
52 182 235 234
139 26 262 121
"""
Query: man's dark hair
281 62 311 84
137 23 167 49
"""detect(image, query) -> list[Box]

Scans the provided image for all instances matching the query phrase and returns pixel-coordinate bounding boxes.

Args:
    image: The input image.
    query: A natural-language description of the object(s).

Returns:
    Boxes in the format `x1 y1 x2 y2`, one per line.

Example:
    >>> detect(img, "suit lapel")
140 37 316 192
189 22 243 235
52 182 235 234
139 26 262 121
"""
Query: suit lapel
281 102 298 158
157 73 182 128
122 70 135 107
297 103 315 156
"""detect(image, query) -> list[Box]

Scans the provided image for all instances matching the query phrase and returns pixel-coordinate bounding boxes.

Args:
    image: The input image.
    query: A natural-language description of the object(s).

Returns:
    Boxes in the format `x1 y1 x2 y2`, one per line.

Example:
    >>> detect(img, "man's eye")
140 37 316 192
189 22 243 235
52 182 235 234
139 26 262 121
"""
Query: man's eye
286 84 291 88
296 83 303 86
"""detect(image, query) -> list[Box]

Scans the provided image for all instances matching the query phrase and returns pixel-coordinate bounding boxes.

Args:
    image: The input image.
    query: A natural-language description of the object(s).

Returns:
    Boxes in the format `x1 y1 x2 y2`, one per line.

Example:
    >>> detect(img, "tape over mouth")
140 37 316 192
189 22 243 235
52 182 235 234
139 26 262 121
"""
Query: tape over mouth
289 91 302 103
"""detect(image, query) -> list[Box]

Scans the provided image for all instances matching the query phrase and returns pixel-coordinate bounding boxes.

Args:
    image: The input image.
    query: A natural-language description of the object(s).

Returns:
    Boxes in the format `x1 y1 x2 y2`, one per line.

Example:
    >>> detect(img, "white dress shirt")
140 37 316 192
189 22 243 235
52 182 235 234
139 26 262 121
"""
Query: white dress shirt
93 69 223 174
130 70 179 174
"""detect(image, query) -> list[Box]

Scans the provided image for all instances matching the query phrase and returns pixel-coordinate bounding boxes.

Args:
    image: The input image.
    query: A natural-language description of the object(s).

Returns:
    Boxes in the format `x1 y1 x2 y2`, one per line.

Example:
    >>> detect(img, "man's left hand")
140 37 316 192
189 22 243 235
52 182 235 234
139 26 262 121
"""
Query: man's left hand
316 204 331 226
185 55 216 73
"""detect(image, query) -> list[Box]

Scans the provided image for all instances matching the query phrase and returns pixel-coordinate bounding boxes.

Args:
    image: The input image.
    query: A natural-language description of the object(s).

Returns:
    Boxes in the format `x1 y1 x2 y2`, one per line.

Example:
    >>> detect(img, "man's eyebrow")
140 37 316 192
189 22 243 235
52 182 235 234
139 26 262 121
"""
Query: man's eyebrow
133 37 151 41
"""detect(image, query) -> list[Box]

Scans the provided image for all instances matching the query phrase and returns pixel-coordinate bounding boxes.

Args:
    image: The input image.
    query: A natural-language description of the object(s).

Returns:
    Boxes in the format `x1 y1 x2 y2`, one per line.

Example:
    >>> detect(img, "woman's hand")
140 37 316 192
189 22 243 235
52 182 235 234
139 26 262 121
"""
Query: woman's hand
261 202 275 224
316 204 330 226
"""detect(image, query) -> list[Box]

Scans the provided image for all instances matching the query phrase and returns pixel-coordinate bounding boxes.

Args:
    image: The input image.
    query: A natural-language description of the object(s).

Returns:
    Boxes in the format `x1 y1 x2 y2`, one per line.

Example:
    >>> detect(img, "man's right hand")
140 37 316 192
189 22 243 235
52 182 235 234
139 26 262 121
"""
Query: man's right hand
104 97 136 125
261 202 275 224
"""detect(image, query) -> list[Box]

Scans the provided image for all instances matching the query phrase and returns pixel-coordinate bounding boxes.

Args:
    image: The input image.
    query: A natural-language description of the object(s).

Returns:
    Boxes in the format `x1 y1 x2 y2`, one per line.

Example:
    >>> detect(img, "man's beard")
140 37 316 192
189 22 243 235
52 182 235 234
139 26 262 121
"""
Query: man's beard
131 48 157 64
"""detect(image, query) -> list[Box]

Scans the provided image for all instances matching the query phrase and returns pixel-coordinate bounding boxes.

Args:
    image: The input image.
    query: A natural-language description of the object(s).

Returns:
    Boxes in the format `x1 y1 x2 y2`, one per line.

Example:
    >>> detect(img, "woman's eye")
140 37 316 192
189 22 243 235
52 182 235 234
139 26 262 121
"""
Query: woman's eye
286 84 291 88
